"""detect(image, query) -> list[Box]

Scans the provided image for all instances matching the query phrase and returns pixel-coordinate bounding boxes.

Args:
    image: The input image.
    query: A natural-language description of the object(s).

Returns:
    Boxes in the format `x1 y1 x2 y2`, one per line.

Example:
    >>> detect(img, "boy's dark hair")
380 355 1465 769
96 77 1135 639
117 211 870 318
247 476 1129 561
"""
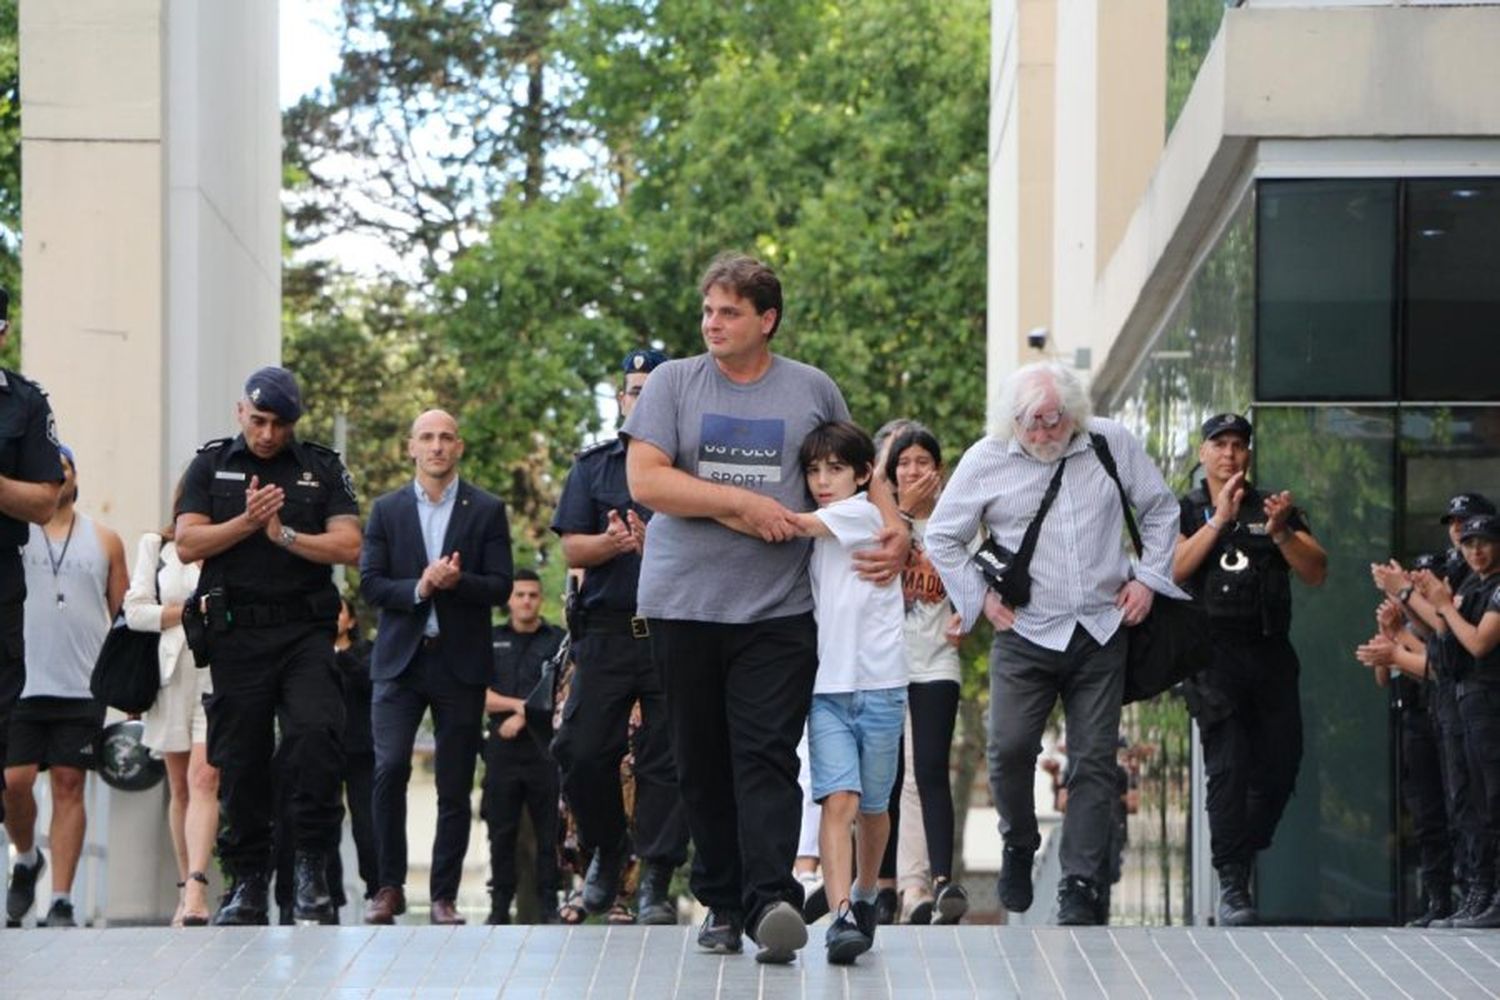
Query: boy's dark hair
799 420 876 491
514 568 541 584
883 423 943 487
699 252 783 337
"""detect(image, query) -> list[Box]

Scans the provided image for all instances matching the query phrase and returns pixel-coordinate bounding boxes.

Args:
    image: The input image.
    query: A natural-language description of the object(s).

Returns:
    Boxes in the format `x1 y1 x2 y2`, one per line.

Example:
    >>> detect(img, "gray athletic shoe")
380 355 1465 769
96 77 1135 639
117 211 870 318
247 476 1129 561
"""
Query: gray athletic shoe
751 901 807 964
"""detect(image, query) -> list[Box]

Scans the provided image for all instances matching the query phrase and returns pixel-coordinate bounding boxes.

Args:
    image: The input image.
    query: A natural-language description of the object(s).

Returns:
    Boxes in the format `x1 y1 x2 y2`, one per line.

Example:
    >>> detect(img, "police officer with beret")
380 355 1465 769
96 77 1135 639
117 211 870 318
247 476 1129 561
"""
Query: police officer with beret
175 367 361 925
550 348 688 924
1415 512 1500 928
0 288 63 832
1172 413 1327 926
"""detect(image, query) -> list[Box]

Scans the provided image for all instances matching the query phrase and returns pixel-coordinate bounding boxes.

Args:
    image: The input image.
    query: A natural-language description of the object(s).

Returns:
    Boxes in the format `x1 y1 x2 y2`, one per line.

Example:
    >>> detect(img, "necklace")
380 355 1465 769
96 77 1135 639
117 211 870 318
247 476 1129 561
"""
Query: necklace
42 514 77 610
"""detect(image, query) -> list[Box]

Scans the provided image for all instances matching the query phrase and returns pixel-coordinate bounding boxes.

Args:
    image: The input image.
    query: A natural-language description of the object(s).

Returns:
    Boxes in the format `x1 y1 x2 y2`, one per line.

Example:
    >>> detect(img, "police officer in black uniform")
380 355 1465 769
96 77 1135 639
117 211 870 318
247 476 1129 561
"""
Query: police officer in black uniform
1173 413 1327 926
175 367 362 926
483 569 566 924
0 288 63 835
550 348 688 924
1416 512 1500 928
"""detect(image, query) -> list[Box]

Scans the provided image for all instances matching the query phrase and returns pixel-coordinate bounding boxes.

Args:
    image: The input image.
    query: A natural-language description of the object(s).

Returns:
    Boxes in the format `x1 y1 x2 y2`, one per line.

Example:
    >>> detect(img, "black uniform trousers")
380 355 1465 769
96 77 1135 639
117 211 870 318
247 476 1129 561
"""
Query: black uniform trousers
206 622 346 876
1396 680 1453 897
1457 684 1500 885
482 733 560 896
272 747 379 911
1197 632 1303 870
0 600 22 823
650 613 818 927
553 625 688 865
1433 675 1478 887
371 644 486 903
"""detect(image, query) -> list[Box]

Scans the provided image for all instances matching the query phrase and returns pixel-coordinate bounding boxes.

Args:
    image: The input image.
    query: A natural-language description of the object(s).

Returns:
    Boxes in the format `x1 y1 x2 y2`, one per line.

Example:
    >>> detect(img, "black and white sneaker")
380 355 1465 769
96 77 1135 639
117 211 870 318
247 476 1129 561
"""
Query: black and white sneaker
825 902 871 966
933 879 969 925
697 908 744 954
41 898 76 928
751 901 807 965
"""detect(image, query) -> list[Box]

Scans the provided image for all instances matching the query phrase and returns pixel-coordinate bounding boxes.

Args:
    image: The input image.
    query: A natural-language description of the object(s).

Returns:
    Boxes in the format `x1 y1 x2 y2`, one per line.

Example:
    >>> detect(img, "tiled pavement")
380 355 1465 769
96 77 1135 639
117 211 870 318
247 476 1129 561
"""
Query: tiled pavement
2 924 1499 998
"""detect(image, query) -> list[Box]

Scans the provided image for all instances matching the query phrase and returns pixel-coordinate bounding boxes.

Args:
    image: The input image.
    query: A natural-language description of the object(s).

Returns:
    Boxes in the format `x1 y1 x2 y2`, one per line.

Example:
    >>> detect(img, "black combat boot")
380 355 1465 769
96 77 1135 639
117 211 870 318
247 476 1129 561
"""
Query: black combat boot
1452 880 1500 929
1433 883 1491 928
636 862 677 926
1406 883 1454 927
1057 876 1104 926
1215 862 1257 927
213 871 271 926
486 891 513 926
292 851 337 925
582 834 631 915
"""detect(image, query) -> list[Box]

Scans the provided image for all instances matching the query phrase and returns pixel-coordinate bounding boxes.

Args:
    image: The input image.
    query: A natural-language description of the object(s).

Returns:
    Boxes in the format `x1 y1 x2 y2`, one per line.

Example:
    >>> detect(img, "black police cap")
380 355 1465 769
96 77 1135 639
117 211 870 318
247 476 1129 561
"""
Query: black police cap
623 348 670 374
1460 514 1500 544
1411 552 1445 576
1441 492 1496 525
1201 413 1252 442
244 366 303 423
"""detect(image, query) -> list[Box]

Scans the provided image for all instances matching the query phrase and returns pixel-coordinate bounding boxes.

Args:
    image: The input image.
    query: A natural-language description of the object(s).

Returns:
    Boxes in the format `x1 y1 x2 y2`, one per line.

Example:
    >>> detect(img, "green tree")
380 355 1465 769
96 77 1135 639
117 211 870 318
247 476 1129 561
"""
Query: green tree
1167 0 1228 131
0 0 20 368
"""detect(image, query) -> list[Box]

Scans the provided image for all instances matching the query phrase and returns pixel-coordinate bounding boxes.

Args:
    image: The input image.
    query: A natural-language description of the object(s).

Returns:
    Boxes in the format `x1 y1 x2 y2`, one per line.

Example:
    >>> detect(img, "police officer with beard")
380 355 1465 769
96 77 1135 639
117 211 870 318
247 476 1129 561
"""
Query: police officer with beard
175 367 362 925
1172 414 1327 927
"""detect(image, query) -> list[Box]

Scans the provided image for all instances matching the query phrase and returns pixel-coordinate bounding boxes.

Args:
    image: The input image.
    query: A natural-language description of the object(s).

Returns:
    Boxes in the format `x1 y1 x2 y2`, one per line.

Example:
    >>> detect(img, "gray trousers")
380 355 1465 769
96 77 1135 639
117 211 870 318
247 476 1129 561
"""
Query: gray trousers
988 625 1125 883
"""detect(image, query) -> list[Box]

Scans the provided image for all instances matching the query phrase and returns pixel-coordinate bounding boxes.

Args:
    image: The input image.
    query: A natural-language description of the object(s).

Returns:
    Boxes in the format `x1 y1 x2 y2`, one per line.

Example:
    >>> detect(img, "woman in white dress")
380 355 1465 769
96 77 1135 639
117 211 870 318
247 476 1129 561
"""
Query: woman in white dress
124 511 218 926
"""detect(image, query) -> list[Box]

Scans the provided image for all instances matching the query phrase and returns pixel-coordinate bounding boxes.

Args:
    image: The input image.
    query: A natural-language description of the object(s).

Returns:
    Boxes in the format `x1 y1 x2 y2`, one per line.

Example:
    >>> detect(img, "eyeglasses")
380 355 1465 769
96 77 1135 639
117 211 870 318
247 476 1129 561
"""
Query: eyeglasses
1018 409 1066 431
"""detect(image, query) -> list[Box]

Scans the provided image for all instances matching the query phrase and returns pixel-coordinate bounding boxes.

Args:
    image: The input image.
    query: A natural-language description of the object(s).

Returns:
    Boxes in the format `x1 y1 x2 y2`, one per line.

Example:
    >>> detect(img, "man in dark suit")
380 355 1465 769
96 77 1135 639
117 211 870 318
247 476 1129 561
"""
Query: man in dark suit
360 409 513 925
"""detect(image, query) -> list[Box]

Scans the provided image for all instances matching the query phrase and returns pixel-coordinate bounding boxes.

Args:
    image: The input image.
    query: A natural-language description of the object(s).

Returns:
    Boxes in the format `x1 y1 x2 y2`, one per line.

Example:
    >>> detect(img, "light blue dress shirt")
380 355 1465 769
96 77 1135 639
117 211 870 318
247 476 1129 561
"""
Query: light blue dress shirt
414 478 460 637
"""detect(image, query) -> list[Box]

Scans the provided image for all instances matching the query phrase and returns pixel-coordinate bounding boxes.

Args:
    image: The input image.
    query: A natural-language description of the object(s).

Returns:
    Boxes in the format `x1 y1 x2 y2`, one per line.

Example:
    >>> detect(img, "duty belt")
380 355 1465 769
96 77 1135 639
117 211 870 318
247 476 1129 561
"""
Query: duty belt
229 597 336 628
581 610 650 639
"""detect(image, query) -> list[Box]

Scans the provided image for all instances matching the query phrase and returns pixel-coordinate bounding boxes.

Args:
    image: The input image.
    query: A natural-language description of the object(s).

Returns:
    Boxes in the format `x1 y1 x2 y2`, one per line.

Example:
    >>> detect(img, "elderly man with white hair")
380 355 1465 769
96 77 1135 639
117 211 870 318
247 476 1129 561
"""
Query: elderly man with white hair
925 362 1181 925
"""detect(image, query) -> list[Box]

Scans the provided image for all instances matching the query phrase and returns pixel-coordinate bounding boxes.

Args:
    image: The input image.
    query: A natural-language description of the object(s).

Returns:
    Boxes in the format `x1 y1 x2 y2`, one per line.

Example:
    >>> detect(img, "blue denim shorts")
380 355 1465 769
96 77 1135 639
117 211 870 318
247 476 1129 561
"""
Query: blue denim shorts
808 687 908 813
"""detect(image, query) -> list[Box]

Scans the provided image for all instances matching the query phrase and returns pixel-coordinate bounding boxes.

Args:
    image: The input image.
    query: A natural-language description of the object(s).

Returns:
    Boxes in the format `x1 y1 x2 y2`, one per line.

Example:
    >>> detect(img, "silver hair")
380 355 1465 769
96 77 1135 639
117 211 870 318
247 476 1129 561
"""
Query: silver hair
991 361 1092 442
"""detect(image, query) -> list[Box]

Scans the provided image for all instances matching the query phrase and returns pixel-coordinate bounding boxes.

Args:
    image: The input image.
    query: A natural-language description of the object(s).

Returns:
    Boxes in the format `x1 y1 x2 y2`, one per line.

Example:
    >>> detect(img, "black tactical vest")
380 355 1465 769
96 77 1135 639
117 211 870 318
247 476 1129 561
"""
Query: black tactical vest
1182 484 1295 637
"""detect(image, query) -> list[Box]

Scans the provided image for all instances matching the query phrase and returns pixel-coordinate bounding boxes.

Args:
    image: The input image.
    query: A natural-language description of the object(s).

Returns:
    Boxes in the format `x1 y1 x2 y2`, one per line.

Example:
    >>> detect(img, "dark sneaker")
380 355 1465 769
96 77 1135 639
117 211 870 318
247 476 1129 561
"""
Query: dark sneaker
800 881 829 924
696 908 744 954
825 904 871 966
1453 894 1500 929
998 845 1035 914
1057 876 1104 926
873 887 898 925
40 898 76 928
751 901 807 965
905 897 933 925
850 898 878 945
6 852 46 922
933 879 969 925
1433 885 1490 928
1215 863 1257 928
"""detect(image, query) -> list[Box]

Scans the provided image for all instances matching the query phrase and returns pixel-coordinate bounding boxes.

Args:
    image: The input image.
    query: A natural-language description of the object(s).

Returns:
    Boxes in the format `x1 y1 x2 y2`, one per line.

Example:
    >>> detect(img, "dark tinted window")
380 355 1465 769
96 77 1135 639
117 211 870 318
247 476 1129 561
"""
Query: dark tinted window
1404 181 1500 401
1257 181 1396 400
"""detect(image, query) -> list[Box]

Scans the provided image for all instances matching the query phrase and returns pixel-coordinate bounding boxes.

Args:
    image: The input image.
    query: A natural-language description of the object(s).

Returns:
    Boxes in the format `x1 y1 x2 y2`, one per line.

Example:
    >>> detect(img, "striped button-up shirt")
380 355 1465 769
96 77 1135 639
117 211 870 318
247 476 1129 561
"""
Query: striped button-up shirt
926 417 1184 652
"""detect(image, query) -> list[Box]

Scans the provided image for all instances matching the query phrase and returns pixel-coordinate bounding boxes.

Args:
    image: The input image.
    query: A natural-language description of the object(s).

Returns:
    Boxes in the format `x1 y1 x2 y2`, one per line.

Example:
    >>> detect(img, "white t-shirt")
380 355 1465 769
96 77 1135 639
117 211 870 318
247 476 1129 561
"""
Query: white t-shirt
902 518 962 684
808 495 908 694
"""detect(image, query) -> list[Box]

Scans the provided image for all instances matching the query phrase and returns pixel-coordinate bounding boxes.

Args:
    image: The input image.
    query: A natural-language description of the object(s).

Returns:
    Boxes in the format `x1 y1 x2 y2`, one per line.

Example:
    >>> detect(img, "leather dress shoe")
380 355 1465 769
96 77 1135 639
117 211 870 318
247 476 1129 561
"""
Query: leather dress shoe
213 871 271 926
293 850 337 925
365 885 406 925
430 898 466 925
582 835 631 915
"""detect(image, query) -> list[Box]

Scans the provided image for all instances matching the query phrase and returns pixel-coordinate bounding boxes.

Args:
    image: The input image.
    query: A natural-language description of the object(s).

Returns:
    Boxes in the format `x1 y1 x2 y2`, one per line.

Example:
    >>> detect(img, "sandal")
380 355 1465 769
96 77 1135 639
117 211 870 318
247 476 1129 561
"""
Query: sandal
606 901 636 925
170 881 186 929
558 890 586 926
180 871 211 927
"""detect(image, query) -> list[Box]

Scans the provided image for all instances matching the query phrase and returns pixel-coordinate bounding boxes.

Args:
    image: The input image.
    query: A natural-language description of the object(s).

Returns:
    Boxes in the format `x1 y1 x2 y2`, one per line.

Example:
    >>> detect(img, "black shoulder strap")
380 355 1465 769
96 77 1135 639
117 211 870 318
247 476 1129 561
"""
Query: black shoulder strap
1012 456 1070 573
1090 432 1143 559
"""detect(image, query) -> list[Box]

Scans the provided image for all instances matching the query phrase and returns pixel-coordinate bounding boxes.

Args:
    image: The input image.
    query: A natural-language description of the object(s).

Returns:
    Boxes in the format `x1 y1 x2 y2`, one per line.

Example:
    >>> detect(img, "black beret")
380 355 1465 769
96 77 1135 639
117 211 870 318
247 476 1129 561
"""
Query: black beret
244 366 303 423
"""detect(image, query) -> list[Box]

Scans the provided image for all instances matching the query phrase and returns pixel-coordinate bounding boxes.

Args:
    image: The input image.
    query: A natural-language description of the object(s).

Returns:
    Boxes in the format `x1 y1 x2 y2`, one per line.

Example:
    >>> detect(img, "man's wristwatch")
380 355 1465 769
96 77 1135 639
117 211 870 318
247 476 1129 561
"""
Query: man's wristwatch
1397 585 1414 604
278 525 298 548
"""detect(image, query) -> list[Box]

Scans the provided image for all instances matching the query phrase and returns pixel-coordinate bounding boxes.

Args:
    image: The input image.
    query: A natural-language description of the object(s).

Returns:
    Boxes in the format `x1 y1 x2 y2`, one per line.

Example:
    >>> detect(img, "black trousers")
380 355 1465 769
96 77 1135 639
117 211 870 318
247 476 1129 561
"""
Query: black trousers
880 679 961 881
206 622 346 876
482 735 560 896
552 627 688 865
1197 633 1303 870
371 645 485 902
1457 684 1500 884
272 748 377 911
0 599 21 824
1397 683 1453 896
1433 676 1477 886
651 614 818 926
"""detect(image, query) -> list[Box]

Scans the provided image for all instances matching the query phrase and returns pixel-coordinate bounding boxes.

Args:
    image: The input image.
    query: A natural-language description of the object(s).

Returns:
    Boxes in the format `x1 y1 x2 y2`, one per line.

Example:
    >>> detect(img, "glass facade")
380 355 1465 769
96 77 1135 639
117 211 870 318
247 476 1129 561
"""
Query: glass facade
1111 176 1500 924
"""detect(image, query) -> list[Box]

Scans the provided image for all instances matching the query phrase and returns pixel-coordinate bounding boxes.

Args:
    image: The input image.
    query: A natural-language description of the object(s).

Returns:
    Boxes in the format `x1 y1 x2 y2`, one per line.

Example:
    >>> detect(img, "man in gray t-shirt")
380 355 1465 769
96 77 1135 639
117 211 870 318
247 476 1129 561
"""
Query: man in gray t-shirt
622 252 905 963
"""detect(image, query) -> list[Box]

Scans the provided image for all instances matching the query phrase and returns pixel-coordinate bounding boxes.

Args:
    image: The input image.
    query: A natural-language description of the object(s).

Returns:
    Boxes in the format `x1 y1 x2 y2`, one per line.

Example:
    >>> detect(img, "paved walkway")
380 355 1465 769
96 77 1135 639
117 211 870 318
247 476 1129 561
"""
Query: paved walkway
2 924 1498 998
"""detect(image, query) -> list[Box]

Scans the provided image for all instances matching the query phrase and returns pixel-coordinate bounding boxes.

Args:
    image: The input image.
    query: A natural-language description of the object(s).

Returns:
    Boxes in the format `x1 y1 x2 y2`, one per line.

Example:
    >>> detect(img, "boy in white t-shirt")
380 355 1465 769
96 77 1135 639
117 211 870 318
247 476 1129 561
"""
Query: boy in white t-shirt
790 420 908 965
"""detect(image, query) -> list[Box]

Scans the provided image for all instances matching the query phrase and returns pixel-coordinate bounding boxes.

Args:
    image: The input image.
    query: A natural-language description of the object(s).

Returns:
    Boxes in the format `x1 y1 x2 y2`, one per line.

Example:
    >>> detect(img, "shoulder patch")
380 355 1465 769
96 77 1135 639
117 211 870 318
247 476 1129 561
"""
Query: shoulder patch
304 441 342 459
197 437 232 453
1490 586 1500 612
575 437 617 460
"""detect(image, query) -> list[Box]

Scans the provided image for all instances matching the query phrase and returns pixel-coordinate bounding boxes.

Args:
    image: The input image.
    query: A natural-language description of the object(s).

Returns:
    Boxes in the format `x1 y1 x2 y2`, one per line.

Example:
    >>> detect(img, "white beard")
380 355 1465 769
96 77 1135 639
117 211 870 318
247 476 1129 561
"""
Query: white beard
1022 438 1068 463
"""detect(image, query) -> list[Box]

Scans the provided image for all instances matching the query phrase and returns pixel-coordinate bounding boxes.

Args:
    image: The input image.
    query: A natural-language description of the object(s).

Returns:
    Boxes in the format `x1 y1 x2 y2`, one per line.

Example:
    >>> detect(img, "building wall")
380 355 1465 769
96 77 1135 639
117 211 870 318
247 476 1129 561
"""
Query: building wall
18 0 280 924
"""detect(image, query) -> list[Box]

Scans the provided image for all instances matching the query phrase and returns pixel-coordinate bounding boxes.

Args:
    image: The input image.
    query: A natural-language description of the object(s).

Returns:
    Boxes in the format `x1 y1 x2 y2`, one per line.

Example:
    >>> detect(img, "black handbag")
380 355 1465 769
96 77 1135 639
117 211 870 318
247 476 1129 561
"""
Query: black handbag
1090 433 1213 705
90 613 161 714
971 456 1069 608
523 632 571 736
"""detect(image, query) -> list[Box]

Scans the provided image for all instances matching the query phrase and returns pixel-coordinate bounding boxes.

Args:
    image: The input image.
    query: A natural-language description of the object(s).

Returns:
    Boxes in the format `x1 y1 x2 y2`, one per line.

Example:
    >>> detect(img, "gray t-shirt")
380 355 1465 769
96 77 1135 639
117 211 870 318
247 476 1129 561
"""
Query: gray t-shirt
622 352 850 623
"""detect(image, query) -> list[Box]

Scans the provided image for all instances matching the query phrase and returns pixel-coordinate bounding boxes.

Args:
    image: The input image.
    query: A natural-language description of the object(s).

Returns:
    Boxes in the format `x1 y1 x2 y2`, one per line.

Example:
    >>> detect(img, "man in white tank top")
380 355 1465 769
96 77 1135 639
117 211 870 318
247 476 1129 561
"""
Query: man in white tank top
2 447 127 928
